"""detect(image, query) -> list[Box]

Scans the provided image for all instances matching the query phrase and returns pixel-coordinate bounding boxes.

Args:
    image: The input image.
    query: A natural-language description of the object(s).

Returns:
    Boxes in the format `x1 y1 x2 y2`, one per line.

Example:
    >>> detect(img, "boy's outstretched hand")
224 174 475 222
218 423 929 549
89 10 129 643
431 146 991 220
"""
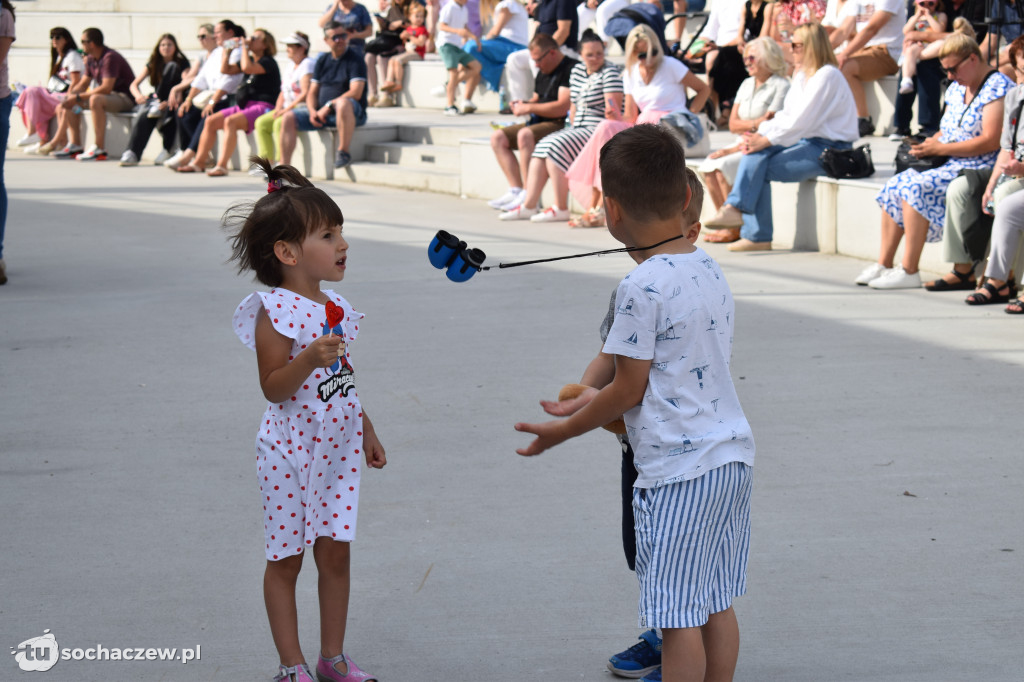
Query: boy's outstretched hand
514 420 569 457
541 385 598 417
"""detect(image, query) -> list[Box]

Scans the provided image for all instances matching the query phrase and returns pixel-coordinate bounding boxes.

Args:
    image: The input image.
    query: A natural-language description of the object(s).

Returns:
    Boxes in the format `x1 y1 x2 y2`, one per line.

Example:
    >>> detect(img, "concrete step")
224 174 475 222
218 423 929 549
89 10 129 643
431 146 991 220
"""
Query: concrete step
365 141 461 172
334 162 462 195
398 122 494 147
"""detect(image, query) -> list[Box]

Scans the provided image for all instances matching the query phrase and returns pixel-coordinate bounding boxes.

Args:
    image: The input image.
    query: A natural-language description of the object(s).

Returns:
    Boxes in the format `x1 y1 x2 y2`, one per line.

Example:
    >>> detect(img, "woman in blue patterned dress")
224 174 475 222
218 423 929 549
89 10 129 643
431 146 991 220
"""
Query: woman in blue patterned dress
858 34 1013 289
498 30 624 223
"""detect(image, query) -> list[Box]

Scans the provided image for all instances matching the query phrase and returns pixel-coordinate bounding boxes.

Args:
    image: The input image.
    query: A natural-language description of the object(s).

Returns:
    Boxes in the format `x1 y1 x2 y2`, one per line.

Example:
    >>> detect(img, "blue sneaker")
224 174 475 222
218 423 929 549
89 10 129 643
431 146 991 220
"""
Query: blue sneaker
607 629 662 678
639 668 662 682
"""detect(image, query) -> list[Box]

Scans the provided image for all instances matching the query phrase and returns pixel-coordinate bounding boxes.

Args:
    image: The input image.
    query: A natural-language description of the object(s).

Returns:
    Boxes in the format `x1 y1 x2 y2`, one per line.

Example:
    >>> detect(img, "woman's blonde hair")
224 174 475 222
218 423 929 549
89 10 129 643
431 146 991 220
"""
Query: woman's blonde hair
951 16 976 40
744 36 788 77
939 32 982 61
255 28 277 57
624 24 663 72
794 22 837 73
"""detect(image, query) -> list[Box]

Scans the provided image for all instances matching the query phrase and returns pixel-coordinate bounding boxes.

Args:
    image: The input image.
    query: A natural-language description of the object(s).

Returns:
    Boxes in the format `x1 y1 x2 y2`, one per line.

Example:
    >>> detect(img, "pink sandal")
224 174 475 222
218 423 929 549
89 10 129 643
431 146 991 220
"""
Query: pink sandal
274 663 316 682
316 653 378 682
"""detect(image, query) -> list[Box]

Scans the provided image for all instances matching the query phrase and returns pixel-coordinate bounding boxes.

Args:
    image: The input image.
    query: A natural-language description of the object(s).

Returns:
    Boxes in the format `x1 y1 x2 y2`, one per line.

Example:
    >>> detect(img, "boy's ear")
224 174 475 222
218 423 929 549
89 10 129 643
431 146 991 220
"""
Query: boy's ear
273 240 299 266
604 195 622 230
684 221 702 244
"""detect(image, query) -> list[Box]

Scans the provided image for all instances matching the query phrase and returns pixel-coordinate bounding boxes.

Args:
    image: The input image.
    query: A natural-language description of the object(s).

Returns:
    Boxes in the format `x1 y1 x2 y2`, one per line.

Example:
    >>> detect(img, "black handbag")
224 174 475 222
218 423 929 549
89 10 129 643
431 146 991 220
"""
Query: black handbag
895 135 948 173
819 144 875 179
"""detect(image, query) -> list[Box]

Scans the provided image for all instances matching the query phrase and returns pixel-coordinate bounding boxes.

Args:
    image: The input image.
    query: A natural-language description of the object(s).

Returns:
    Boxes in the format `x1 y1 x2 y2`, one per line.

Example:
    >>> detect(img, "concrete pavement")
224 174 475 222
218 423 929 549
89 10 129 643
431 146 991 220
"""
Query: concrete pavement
1 154 1021 681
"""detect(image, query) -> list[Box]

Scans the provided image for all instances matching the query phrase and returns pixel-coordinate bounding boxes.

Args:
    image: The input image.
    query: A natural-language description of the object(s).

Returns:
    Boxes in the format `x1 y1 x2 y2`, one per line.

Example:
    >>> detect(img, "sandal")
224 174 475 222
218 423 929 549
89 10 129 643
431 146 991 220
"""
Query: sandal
568 207 605 228
316 653 377 682
176 163 202 173
925 268 976 291
1006 298 1024 314
703 227 741 243
206 166 228 177
965 281 1013 305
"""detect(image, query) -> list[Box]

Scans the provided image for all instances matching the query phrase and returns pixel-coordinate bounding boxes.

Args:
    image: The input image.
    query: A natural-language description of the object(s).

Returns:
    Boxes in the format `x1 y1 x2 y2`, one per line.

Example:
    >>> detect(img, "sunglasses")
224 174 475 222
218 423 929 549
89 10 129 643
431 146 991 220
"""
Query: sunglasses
791 41 805 51
743 55 757 63
50 34 62 40
637 51 648 60
329 33 350 42
943 55 969 77
80 39 92 44
197 34 210 40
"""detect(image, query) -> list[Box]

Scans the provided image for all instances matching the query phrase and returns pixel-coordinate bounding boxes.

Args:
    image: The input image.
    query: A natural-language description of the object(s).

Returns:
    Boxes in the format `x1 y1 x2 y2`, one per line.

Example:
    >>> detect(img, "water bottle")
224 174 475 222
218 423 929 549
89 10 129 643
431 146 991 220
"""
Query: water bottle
498 85 509 113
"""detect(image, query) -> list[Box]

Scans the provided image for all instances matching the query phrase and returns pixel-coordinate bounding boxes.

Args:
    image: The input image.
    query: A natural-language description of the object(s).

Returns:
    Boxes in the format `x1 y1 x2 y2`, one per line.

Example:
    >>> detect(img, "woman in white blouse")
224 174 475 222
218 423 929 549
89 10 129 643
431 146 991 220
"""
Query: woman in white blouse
16 27 84 153
700 37 790 243
465 0 530 94
706 22 858 251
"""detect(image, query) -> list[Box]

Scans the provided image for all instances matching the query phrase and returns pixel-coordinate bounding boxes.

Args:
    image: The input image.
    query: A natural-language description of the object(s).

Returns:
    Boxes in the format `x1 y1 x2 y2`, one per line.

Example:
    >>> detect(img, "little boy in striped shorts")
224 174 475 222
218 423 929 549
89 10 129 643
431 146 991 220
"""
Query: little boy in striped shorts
515 124 755 682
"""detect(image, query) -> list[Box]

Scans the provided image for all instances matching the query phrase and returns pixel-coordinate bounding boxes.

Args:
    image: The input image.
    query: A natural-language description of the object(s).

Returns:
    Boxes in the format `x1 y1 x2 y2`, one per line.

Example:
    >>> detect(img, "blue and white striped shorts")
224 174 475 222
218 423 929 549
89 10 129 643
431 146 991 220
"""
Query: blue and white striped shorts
633 462 753 629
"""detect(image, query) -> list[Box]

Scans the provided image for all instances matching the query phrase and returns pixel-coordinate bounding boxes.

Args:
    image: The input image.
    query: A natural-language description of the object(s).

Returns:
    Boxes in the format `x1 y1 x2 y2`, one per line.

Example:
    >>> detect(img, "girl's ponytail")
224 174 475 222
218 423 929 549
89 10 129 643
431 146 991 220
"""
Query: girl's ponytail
250 156 312 194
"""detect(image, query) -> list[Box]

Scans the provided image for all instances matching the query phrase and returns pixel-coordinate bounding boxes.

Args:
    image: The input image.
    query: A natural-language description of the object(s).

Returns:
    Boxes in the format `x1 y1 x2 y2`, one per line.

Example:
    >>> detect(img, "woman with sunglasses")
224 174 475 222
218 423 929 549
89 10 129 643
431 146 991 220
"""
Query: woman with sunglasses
699 37 790 243
166 26 217 124
705 23 857 251
857 33 1013 288
15 27 83 153
563 24 709 227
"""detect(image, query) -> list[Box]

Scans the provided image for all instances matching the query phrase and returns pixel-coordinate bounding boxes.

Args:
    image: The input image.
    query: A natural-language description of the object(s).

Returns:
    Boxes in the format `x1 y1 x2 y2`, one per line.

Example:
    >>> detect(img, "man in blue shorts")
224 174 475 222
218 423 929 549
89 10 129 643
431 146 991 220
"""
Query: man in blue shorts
296 21 368 169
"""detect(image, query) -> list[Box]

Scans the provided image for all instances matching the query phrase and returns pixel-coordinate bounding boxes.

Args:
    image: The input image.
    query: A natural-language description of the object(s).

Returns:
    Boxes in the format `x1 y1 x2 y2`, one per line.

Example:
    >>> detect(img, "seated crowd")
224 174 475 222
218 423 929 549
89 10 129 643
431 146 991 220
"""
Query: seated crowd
8 1 1024 312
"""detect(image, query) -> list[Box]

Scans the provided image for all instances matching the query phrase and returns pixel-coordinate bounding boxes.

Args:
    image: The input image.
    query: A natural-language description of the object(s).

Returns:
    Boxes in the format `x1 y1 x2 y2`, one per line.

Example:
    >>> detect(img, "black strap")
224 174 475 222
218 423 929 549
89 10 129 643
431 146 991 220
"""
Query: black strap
480 234 688 271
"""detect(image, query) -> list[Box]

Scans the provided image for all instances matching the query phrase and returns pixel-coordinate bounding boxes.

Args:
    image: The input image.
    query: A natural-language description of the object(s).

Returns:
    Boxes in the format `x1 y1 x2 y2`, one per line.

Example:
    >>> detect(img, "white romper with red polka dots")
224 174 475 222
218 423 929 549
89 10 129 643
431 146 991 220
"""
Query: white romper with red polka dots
234 288 365 561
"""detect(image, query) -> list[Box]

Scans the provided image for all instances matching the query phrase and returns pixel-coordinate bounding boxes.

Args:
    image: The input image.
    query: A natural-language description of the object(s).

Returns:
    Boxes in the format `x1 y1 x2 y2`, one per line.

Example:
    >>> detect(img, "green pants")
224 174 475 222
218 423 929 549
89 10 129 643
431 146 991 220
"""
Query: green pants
253 111 284 161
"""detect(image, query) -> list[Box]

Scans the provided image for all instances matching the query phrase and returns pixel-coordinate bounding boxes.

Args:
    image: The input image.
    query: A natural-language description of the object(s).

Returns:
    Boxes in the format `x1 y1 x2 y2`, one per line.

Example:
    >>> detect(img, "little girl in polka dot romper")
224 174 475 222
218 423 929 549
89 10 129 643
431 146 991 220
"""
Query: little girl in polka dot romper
227 158 386 682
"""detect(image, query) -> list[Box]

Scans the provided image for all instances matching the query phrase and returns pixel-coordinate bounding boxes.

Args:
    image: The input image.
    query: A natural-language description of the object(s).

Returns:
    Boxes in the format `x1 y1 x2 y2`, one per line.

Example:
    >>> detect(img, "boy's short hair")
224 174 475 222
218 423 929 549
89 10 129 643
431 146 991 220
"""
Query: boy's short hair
600 124 688 223
530 33 559 52
682 166 704 227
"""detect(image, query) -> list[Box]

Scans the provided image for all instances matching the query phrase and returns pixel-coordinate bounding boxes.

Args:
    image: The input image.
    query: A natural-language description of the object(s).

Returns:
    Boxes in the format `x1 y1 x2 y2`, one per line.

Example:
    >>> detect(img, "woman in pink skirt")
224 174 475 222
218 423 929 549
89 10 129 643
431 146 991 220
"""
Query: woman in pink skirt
15 27 83 152
565 24 708 227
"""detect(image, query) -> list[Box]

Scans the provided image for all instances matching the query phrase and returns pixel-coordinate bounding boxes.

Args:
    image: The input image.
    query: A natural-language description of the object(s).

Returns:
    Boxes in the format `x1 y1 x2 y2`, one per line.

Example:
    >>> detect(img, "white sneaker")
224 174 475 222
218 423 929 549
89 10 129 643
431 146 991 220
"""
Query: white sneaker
854 262 890 286
488 187 524 210
163 149 184 169
77 146 107 161
498 204 538 221
147 101 163 118
119 150 139 166
23 142 42 155
898 78 914 95
530 207 570 223
868 265 921 289
460 100 477 114
16 132 40 147
888 132 905 142
153 149 172 165
431 85 448 98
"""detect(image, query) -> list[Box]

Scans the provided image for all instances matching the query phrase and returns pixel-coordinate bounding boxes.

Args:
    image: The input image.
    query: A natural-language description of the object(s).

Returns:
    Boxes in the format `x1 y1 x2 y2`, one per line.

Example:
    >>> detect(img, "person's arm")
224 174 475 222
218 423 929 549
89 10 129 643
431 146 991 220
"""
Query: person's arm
522 84 572 118
553 18 572 46
538 351 617 419
221 45 242 75
360 411 387 469
254 307 344 403
515 354 650 456
129 66 150 103
830 14 856 48
319 1 344 28
683 70 710 114
837 10 895 67
924 11 945 33
981 148 1013 214
352 8 375 40
912 98 1005 158
240 44 267 75
67 69 85 91
307 81 323 123
485 7 512 39
902 8 922 35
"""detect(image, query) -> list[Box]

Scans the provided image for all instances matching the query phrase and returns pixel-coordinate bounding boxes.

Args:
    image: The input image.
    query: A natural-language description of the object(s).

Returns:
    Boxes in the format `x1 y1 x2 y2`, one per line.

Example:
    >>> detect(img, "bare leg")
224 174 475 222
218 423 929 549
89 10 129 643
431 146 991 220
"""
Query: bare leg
313 538 351 670
703 170 730 210
660 627 706 682
900 202 931 274
878 211 902 268
521 156 549 210
365 53 379 100
490 129 523 188
215 113 247 169
334 98 357 153
264 554 306 667
88 95 108 149
547 157 569 211
463 61 482 101
517 128 536 191
193 111 224 170
702 607 740 682
445 67 459 108
66 108 82 147
280 112 297 166
841 60 868 117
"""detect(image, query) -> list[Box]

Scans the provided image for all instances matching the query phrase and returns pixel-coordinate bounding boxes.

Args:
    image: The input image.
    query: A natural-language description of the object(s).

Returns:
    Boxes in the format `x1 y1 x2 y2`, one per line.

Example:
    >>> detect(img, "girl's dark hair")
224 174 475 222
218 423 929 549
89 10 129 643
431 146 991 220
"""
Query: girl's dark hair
2 1 14 20
49 27 77 79
225 157 345 287
580 28 603 47
147 34 189 88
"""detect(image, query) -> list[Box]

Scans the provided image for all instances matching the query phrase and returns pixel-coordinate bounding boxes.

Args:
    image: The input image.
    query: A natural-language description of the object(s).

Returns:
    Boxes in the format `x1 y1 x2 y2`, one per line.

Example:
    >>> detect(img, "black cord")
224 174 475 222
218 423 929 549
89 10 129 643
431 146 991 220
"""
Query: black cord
479 234 687 271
